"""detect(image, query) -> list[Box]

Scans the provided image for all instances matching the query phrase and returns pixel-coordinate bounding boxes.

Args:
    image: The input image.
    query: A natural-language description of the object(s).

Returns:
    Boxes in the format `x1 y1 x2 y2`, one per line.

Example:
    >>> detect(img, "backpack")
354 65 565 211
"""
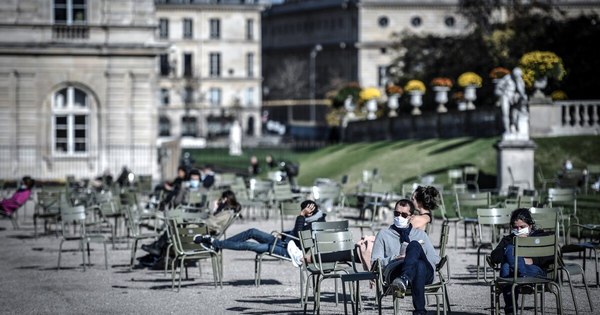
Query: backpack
356 235 376 271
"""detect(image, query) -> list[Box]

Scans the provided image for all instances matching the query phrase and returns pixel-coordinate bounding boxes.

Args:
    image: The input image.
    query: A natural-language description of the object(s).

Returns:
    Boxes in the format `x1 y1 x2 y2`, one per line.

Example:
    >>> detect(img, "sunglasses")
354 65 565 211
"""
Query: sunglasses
393 211 410 218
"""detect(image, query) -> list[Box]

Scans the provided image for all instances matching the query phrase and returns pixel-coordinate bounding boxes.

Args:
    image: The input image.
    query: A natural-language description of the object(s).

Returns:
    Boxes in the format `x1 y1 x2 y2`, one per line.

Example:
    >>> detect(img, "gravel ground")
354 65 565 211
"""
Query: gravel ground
1 206 599 315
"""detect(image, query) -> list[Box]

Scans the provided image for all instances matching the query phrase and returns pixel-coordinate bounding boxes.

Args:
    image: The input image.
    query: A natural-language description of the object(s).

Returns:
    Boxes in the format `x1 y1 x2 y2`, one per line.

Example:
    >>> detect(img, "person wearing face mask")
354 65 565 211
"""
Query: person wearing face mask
371 199 440 315
171 168 202 207
490 208 554 315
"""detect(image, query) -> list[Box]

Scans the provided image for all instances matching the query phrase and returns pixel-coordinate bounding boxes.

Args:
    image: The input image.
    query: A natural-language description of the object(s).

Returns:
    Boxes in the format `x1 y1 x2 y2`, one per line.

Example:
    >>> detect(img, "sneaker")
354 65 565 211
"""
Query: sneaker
391 276 409 298
194 235 217 252
287 241 303 268
193 234 211 245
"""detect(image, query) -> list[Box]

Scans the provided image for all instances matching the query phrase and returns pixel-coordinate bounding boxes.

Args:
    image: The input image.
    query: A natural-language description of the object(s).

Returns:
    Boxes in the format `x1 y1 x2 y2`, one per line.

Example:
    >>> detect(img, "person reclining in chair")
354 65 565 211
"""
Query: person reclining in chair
371 199 440 315
139 189 241 268
194 200 324 262
490 208 554 315
0 176 35 218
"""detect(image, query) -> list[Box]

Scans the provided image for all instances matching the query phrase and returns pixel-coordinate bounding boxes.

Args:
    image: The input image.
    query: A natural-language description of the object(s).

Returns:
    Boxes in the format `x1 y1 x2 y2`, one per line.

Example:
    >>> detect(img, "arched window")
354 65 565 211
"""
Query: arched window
52 86 90 154
159 116 171 137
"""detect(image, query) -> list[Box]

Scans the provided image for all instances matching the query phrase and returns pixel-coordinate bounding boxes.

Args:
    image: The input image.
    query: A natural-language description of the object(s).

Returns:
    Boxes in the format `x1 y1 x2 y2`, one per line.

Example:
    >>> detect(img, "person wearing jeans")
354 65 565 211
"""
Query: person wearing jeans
195 200 325 257
371 199 440 315
490 208 553 314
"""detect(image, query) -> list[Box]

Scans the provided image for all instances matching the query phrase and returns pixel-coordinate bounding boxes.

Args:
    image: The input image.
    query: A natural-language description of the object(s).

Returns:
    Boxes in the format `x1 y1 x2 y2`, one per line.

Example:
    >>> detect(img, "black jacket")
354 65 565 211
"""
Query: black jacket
284 211 326 245
490 229 555 268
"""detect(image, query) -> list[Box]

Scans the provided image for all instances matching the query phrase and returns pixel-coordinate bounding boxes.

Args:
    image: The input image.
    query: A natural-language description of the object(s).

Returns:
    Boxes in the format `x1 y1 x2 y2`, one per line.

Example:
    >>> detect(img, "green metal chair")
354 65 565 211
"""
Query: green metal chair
454 191 490 249
57 205 108 271
374 221 451 315
491 209 563 315
168 220 221 291
476 208 511 282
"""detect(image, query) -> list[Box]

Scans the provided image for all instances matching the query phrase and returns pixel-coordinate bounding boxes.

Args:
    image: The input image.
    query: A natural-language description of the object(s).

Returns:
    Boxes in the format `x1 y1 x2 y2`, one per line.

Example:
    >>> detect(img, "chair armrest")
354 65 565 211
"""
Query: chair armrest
435 255 448 272
267 230 298 255
485 255 499 280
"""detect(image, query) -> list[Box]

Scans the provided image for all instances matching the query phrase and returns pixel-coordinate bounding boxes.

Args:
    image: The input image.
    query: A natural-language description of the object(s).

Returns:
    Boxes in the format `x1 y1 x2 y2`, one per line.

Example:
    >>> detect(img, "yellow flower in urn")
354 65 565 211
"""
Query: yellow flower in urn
404 80 426 93
519 51 566 88
359 87 382 101
458 72 483 88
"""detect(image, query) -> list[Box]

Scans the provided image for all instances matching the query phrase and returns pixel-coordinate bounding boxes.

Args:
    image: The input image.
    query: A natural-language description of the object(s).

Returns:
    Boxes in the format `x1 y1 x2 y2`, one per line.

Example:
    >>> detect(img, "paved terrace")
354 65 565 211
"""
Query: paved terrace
1 209 599 314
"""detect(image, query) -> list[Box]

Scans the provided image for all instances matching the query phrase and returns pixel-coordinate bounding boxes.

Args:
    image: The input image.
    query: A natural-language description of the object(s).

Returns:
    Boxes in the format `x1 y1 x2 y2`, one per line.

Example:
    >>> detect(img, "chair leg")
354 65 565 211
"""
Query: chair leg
171 256 177 289
341 278 349 315
129 238 139 270
563 271 579 315
552 282 563 315
164 244 171 277
464 222 468 249
477 245 482 281
254 255 261 286
81 240 86 272
178 256 185 292
57 239 65 270
103 241 108 269
453 222 458 250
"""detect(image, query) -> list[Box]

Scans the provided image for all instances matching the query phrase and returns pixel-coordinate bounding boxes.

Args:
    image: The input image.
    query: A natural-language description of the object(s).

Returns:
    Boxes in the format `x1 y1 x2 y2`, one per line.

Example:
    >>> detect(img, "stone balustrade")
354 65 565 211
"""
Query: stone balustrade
530 99 600 137
52 25 90 40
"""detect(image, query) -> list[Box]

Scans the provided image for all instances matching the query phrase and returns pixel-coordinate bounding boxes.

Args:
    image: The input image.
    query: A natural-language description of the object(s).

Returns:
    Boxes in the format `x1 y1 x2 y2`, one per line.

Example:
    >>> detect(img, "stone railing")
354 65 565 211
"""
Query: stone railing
529 100 600 137
52 25 89 40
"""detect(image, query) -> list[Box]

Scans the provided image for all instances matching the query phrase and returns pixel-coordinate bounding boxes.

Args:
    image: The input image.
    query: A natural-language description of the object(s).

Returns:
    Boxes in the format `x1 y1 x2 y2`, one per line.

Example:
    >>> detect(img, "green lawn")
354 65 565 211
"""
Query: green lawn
191 136 600 224
190 136 600 191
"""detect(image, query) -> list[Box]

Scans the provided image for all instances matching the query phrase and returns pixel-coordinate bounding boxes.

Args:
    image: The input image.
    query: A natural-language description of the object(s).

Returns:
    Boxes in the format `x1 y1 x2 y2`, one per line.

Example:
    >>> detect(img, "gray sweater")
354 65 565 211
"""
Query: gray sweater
371 225 440 273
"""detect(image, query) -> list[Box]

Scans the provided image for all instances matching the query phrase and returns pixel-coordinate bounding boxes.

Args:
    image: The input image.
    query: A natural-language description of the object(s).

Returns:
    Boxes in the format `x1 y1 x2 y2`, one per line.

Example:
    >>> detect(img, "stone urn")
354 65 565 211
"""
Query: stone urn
366 99 378 120
433 86 449 113
464 85 477 110
387 93 400 117
409 91 423 115
532 76 548 99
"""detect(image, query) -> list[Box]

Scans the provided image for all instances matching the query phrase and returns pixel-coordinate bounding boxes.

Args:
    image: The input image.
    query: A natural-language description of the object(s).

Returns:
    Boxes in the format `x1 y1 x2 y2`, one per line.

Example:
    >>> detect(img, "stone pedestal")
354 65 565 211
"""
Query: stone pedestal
495 139 537 195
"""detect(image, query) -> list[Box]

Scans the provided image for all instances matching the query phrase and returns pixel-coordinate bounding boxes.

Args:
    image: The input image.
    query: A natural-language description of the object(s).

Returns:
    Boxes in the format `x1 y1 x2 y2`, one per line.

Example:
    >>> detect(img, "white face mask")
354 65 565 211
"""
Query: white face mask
512 227 530 236
189 180 200 189
394 216 410 229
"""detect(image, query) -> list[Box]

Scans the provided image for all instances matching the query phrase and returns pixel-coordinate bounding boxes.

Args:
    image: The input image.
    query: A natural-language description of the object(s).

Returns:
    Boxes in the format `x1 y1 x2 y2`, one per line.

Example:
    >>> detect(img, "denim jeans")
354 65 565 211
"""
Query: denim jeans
387 241 434 314
212 228 288 257
500 244 546 312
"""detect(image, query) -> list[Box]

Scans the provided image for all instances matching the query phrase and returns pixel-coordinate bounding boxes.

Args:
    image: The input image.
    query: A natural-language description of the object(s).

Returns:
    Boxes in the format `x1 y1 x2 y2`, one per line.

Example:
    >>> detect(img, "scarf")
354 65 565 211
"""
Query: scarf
391 224 412 243
305 210 324 223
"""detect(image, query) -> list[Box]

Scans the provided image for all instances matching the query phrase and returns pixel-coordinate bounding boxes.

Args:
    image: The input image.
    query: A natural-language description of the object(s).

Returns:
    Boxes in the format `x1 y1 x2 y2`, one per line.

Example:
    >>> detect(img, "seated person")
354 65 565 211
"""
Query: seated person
140 189 241 263
200 164 215 189
490 208 554 315
409 185 441 231
0 176 35 217
194 200 324 258
171 168 203 208
371 199 440 315
155 166 188 210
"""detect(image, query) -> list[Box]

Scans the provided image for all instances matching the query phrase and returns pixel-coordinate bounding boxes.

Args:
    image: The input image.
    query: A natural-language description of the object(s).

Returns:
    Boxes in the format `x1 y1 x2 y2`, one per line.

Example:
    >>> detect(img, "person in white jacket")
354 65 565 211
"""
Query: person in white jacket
371 199 440 315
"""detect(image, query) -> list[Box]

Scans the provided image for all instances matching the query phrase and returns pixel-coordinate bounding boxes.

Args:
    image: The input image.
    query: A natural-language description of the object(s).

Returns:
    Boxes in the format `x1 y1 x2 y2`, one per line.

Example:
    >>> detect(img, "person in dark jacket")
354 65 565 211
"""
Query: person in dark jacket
195 200 324 257
490 208 554 314
140 190 241 262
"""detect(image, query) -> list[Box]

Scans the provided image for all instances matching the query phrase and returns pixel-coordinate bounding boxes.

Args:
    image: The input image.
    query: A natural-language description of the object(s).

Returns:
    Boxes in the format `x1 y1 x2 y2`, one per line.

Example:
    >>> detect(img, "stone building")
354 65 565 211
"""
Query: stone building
0 0 165 180
262 0 469 101
155 0 264 143
261 0 600 139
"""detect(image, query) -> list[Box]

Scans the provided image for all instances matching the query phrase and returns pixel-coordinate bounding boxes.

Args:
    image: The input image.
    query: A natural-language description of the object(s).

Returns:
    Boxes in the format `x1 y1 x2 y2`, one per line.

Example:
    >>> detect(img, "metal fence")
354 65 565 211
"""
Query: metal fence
0 145 157 182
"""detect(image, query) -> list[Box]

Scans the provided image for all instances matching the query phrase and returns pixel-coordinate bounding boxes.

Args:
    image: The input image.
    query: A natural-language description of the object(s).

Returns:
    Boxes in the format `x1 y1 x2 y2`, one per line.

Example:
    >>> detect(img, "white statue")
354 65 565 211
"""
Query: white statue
495 67 529 139
344 95 355 113
168 45 179 77
229 120 242 156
